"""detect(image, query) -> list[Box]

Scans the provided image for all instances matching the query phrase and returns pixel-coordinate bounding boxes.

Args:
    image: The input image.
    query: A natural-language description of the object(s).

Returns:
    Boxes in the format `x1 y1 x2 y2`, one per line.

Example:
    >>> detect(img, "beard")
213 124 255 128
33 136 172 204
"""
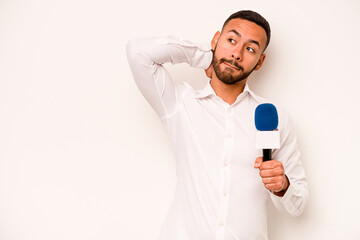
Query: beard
212 49 257 85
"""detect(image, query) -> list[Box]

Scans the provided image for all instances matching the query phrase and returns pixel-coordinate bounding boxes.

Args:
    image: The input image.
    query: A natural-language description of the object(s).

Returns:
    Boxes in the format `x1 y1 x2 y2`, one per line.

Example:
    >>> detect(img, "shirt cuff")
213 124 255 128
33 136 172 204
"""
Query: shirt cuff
270 180 299 215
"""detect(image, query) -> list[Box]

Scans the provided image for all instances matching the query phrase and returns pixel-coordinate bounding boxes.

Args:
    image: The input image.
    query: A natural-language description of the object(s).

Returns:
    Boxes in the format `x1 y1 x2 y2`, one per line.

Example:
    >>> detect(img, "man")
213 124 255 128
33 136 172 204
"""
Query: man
126 10 308 240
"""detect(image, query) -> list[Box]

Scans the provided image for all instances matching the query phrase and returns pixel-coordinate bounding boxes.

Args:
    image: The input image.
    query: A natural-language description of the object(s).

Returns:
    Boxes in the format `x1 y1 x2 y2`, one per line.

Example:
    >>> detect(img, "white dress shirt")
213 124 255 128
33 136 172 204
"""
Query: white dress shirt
126 36 309 240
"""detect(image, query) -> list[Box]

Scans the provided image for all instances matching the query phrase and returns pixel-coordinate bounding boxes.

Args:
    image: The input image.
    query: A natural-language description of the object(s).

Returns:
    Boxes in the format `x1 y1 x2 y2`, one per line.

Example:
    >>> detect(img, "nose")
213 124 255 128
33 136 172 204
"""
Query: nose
231 49 243 61
232 54 240 61
231 41 245 61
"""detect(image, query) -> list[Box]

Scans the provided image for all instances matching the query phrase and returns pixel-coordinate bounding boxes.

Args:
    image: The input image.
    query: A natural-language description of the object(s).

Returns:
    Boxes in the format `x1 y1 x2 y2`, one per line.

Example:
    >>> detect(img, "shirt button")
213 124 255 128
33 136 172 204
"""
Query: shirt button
227 133 232 138
227 108 232 113
219 222 225 227
224 162 229 167
223 192 227 197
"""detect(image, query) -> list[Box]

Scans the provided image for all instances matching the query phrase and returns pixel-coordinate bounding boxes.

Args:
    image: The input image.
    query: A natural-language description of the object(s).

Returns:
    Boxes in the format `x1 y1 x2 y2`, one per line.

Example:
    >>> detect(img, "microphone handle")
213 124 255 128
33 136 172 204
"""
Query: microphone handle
263 149 272 161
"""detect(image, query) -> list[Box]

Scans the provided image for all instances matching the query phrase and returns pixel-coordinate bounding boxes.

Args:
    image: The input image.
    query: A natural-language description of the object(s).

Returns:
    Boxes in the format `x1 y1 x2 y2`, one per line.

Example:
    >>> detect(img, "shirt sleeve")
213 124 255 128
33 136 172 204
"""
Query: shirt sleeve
270 111 309 217
126 36 212 119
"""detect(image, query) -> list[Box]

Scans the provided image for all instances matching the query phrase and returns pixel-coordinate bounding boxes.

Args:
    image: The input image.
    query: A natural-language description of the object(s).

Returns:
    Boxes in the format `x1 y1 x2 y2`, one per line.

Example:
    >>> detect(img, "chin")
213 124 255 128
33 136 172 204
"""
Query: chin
220 77 245 85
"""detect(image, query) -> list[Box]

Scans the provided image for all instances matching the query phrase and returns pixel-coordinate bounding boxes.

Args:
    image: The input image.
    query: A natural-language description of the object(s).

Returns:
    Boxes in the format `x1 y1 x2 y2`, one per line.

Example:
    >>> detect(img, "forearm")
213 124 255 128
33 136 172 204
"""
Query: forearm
126 36 212 119
126 36 212 72
270 178 309 217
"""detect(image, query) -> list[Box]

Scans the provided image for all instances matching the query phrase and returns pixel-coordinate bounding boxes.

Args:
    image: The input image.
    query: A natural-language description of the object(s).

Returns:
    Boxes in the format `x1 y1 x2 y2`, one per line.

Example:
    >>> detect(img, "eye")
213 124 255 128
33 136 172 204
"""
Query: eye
229 38 235 44
247 47 255 53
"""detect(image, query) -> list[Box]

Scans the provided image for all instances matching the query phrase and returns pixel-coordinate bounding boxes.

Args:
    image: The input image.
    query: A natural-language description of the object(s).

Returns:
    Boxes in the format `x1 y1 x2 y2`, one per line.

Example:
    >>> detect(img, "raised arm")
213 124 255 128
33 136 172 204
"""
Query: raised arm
126 36 212 119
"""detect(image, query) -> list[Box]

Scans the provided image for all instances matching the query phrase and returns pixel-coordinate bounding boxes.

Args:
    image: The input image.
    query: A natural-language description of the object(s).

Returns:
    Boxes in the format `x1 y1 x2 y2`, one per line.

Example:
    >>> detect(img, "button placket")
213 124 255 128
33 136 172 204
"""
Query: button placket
216 107 234 240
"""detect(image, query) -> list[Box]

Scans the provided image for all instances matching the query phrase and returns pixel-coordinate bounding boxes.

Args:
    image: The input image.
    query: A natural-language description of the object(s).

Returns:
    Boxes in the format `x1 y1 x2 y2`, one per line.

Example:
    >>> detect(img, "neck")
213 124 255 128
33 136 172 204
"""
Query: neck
210 77 247 105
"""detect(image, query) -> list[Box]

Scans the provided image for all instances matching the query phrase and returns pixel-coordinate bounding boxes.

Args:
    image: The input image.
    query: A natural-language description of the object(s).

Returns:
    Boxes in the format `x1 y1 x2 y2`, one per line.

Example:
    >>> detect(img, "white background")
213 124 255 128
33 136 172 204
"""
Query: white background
0 0 359 239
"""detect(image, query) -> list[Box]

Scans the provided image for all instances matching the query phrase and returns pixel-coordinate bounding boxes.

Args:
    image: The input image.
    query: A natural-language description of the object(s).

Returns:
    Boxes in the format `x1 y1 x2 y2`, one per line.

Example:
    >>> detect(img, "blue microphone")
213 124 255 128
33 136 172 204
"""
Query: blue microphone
255 103 280 161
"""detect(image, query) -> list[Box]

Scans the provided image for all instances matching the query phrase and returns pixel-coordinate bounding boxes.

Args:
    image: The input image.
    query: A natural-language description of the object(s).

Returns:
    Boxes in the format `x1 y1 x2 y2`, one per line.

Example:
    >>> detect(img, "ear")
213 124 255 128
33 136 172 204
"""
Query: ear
211 31 221 51
254 54 266 71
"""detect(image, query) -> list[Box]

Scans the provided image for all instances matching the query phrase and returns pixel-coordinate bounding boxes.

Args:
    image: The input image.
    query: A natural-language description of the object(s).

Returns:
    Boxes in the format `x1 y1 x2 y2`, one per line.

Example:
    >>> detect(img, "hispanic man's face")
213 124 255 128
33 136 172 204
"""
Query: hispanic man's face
211 18 268 85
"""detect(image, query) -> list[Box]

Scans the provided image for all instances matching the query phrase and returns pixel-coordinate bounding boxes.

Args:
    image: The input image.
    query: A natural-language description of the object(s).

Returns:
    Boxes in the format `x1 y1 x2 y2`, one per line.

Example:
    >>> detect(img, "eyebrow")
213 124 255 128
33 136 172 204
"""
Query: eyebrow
228 29 261 49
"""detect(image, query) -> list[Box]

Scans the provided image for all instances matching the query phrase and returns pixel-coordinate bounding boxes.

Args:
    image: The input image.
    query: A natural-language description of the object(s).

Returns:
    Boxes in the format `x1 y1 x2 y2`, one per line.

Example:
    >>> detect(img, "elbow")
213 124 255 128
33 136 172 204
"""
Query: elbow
125 39 139 63
126 38 153 67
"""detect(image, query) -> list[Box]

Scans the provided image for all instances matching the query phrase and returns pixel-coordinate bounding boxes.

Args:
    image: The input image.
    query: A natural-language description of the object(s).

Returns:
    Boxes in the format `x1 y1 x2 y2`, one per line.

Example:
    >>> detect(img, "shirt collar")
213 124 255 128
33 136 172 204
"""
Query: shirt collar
194 81 215 99
194 81 258 101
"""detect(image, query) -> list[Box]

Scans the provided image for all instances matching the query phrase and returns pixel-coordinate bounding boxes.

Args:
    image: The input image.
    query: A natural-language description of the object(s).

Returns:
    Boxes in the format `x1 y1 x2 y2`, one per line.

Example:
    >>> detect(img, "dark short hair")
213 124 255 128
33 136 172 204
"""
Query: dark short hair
222 10 271 50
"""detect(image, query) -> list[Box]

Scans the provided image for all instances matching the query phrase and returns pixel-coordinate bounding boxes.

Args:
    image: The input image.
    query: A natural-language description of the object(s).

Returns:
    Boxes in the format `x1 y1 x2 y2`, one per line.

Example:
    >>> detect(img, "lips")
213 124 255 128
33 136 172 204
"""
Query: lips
223 62 239 70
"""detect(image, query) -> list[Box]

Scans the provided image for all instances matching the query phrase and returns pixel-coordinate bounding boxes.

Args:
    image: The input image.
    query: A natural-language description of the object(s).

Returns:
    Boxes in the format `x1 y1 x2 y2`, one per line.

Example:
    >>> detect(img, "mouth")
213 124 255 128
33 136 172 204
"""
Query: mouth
223 61 240 71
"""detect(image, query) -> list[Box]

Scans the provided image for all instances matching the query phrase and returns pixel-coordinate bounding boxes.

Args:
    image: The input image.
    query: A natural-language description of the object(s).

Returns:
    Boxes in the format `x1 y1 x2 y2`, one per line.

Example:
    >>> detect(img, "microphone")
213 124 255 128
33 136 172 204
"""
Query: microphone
255 103 280 161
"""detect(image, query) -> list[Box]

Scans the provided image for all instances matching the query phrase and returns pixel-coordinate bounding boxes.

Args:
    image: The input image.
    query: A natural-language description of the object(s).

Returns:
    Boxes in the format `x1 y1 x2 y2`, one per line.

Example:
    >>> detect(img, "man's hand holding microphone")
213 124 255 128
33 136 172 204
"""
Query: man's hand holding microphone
254 103 289 197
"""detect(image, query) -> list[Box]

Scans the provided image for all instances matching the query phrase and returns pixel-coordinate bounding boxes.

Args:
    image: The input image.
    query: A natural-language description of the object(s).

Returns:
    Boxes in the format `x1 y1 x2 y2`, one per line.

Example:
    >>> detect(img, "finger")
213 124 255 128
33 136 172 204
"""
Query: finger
264 182 284 192
259 168 284 178
262 177 274 185
259 160 282 170
254 157 263 168
262 175 282 184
